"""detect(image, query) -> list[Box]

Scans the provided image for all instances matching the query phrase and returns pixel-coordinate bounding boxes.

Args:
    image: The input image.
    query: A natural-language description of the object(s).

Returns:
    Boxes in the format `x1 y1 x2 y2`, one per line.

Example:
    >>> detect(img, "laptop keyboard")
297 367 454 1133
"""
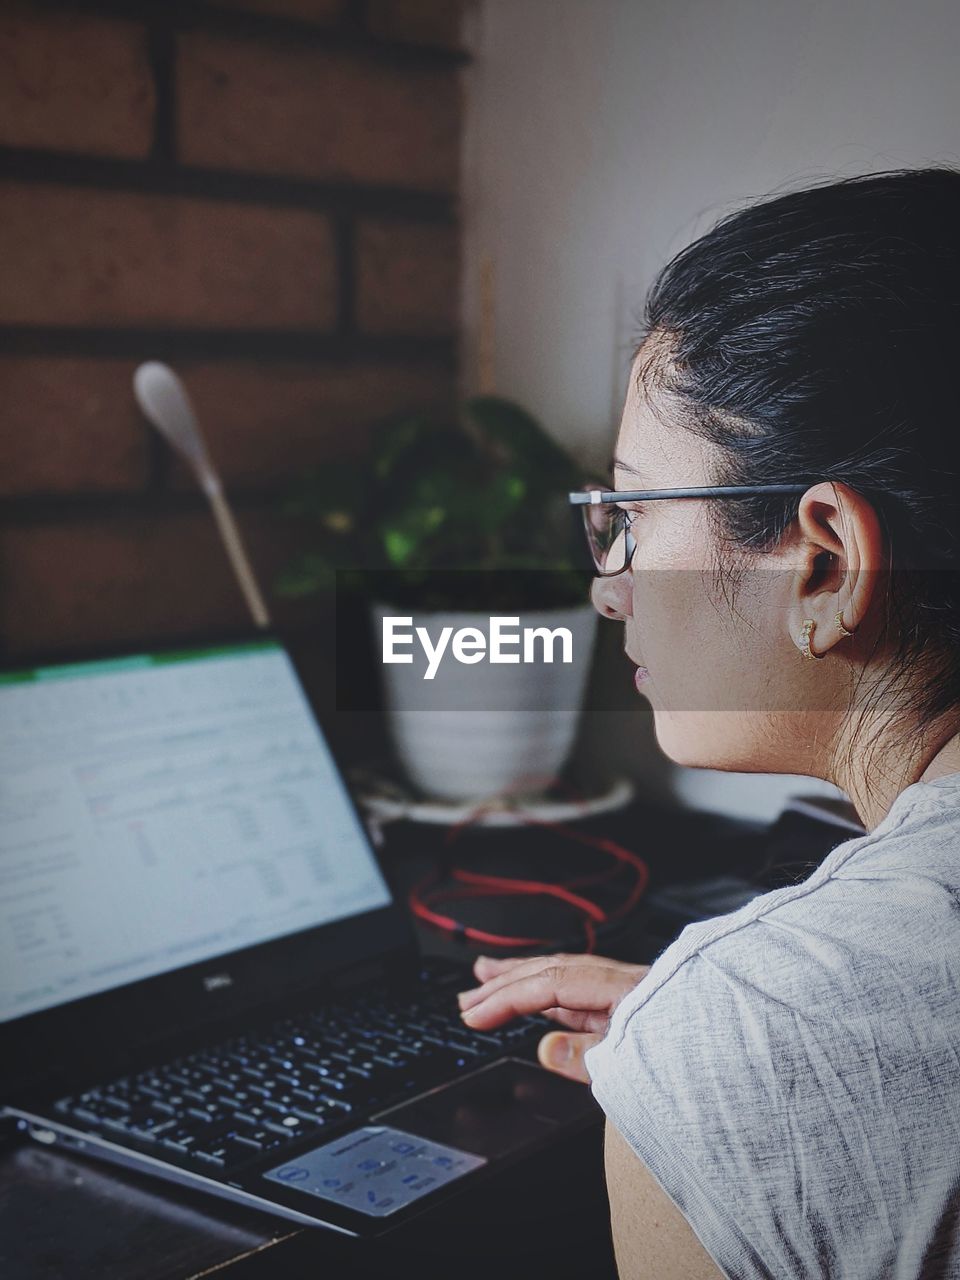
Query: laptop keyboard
53 967 546 1172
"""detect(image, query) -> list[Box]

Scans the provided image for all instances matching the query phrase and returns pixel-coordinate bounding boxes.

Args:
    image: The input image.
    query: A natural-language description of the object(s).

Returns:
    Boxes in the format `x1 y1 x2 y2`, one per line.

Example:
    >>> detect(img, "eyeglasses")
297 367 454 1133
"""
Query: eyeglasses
568 482 812 576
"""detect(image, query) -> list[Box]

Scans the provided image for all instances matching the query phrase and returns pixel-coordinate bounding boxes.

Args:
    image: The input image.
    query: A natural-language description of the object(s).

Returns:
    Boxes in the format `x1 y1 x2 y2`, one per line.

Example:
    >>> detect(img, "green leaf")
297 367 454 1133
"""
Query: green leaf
381 505 449 567
384 528 416 567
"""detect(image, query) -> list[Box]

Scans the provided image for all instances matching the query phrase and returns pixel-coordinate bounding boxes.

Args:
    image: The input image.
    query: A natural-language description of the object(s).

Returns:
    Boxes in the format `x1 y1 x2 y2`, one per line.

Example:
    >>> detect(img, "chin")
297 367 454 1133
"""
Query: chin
651 708 769 772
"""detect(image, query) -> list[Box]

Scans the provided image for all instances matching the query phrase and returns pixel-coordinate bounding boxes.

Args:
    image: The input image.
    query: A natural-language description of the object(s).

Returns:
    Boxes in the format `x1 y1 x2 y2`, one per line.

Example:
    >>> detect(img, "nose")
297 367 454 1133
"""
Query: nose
591 572 632 622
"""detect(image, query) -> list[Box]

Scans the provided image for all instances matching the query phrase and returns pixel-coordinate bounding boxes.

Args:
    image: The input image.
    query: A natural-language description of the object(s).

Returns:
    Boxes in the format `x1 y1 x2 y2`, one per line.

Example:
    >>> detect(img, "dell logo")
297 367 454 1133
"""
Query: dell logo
202 973 234 992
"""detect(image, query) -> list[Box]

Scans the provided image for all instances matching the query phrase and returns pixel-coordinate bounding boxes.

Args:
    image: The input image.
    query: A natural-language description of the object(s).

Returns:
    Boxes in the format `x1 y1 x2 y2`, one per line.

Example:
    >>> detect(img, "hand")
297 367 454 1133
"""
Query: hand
458 953 651 1084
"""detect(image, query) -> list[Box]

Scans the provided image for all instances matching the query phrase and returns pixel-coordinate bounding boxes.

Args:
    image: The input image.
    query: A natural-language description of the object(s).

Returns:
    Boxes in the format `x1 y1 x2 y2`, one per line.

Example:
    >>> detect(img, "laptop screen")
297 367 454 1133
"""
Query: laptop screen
0 640 392 1024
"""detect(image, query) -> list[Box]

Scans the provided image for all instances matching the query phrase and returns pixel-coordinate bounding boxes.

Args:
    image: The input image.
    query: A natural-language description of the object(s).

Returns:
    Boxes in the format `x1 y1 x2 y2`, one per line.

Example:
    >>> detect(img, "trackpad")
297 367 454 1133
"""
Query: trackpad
373 1058 597 1160
263 1127 486 1217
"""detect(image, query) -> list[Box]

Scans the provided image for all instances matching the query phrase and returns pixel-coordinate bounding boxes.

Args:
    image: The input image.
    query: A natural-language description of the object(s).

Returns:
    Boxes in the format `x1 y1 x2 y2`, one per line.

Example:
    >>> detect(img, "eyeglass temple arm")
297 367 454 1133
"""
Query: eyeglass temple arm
568 484 812 505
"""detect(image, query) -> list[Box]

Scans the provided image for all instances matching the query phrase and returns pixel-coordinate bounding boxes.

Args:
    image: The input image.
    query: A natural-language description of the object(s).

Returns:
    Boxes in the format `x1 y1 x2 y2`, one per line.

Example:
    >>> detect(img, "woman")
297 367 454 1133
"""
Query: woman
458 169 960 1279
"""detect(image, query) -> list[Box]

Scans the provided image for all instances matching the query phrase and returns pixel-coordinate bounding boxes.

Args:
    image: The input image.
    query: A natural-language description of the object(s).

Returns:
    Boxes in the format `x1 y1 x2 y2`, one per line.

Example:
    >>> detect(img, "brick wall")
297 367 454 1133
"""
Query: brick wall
0 0 463 659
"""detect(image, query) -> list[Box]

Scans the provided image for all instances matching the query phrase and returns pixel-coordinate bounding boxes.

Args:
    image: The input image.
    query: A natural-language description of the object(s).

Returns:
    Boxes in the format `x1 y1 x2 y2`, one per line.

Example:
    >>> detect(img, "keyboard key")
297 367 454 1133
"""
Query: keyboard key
186 1107 220 1124
162 1132 197 1155
192 1147 226 1167
72 1106 105 1125
232 1109 268 1126
444 1040 484 1057
231 1132 265 1150
263 1117 303 1137
101 1094 132 1113
299 1061 331 1079
215 1091 252 1108
145 1118 179 1138
289 1106 331 1125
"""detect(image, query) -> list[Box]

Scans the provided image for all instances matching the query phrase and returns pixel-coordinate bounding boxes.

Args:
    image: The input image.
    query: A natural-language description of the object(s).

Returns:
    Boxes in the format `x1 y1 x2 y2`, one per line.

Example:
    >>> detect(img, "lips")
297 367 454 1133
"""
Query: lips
627 652 650 689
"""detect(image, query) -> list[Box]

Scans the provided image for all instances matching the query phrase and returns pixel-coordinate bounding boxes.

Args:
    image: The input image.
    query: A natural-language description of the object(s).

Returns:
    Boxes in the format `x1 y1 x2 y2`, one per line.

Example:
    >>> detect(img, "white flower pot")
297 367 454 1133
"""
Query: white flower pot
372 601 598 802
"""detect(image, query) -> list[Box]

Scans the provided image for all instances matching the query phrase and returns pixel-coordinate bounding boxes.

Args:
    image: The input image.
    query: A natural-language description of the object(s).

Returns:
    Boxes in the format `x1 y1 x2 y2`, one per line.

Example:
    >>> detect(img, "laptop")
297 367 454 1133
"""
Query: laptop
0 634 598 1237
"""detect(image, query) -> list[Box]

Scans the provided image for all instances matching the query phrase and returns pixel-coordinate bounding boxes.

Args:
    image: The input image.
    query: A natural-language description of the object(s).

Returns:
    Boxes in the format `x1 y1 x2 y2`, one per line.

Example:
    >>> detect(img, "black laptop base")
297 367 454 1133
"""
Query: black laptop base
8 958 599 1237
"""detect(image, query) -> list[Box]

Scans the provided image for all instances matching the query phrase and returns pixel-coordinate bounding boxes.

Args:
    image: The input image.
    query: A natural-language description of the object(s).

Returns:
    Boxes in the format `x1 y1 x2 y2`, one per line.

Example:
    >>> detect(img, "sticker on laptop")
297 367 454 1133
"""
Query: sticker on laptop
262 1126 487 1218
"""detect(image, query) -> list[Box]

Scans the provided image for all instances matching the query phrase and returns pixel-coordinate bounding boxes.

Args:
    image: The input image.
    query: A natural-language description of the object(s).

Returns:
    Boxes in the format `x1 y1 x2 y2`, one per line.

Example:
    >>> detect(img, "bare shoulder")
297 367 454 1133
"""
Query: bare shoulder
604 1119 727 1280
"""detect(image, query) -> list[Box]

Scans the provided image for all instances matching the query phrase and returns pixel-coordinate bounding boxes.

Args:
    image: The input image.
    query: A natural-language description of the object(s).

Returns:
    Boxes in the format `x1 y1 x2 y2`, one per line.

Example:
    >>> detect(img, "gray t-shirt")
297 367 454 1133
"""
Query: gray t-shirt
584 772 960 1280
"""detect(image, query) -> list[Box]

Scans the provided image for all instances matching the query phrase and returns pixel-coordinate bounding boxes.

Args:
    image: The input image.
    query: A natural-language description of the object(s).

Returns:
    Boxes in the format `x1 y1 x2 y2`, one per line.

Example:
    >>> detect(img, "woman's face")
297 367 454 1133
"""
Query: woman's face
592 352 837 775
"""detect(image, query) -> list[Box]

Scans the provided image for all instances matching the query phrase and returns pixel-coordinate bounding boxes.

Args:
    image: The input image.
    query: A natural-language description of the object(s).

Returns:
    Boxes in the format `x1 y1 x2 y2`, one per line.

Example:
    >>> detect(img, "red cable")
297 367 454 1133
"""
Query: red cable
407 799 649 954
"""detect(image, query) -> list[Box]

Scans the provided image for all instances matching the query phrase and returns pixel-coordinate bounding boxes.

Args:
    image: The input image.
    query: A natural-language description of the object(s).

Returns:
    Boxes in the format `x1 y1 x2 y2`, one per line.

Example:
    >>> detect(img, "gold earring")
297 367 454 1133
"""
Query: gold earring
835 610 855 638
798 618 824 660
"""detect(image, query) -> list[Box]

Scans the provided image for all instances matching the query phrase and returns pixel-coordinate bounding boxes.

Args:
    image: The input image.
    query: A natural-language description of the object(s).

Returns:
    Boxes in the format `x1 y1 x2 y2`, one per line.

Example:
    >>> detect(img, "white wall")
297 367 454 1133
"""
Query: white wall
460 0 960 822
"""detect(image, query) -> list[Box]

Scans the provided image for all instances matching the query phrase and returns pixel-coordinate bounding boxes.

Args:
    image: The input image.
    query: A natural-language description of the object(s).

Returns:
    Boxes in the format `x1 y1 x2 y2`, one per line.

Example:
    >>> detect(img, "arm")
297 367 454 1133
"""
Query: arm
460 955 729 1279
604 1119 726 1280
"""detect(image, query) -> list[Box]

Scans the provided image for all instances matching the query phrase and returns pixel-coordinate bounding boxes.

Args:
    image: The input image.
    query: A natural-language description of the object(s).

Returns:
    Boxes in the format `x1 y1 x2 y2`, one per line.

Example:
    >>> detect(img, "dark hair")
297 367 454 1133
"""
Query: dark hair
638 168 960 774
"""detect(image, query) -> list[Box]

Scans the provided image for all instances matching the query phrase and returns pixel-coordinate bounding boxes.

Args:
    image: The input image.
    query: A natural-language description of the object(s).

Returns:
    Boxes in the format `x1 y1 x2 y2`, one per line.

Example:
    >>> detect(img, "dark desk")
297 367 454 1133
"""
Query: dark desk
0 799 786 1280
0 1115 612 1280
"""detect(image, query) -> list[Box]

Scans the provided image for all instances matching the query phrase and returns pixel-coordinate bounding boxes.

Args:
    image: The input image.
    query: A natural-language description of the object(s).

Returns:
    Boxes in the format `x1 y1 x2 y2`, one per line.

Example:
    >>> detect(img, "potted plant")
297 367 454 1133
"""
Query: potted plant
277 395 597 801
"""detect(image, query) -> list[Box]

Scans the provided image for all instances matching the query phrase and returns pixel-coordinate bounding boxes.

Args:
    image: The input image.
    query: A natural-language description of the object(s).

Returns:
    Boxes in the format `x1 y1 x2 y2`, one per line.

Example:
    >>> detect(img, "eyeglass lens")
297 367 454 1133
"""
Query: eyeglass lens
581 490 630 574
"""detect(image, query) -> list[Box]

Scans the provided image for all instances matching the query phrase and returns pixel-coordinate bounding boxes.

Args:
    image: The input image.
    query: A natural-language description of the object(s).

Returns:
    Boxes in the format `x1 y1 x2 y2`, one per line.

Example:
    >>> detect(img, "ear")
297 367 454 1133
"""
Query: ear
786 481 886 658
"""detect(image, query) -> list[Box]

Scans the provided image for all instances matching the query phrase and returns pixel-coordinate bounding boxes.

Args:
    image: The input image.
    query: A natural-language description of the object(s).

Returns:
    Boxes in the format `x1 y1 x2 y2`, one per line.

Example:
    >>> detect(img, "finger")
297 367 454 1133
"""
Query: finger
472 954 539 982
460 964 639 1030
537 1031 602 1085
542 1006 610 1034
473 952 618 980
461 956 562 1009
471 952 593 977
471 952 594 983
460 953 639 1011
460 955 648 1014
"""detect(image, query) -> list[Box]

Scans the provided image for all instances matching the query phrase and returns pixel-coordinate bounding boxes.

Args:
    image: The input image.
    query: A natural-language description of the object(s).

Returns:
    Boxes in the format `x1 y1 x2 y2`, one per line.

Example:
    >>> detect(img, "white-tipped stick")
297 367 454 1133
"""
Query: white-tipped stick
133 362 272 629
